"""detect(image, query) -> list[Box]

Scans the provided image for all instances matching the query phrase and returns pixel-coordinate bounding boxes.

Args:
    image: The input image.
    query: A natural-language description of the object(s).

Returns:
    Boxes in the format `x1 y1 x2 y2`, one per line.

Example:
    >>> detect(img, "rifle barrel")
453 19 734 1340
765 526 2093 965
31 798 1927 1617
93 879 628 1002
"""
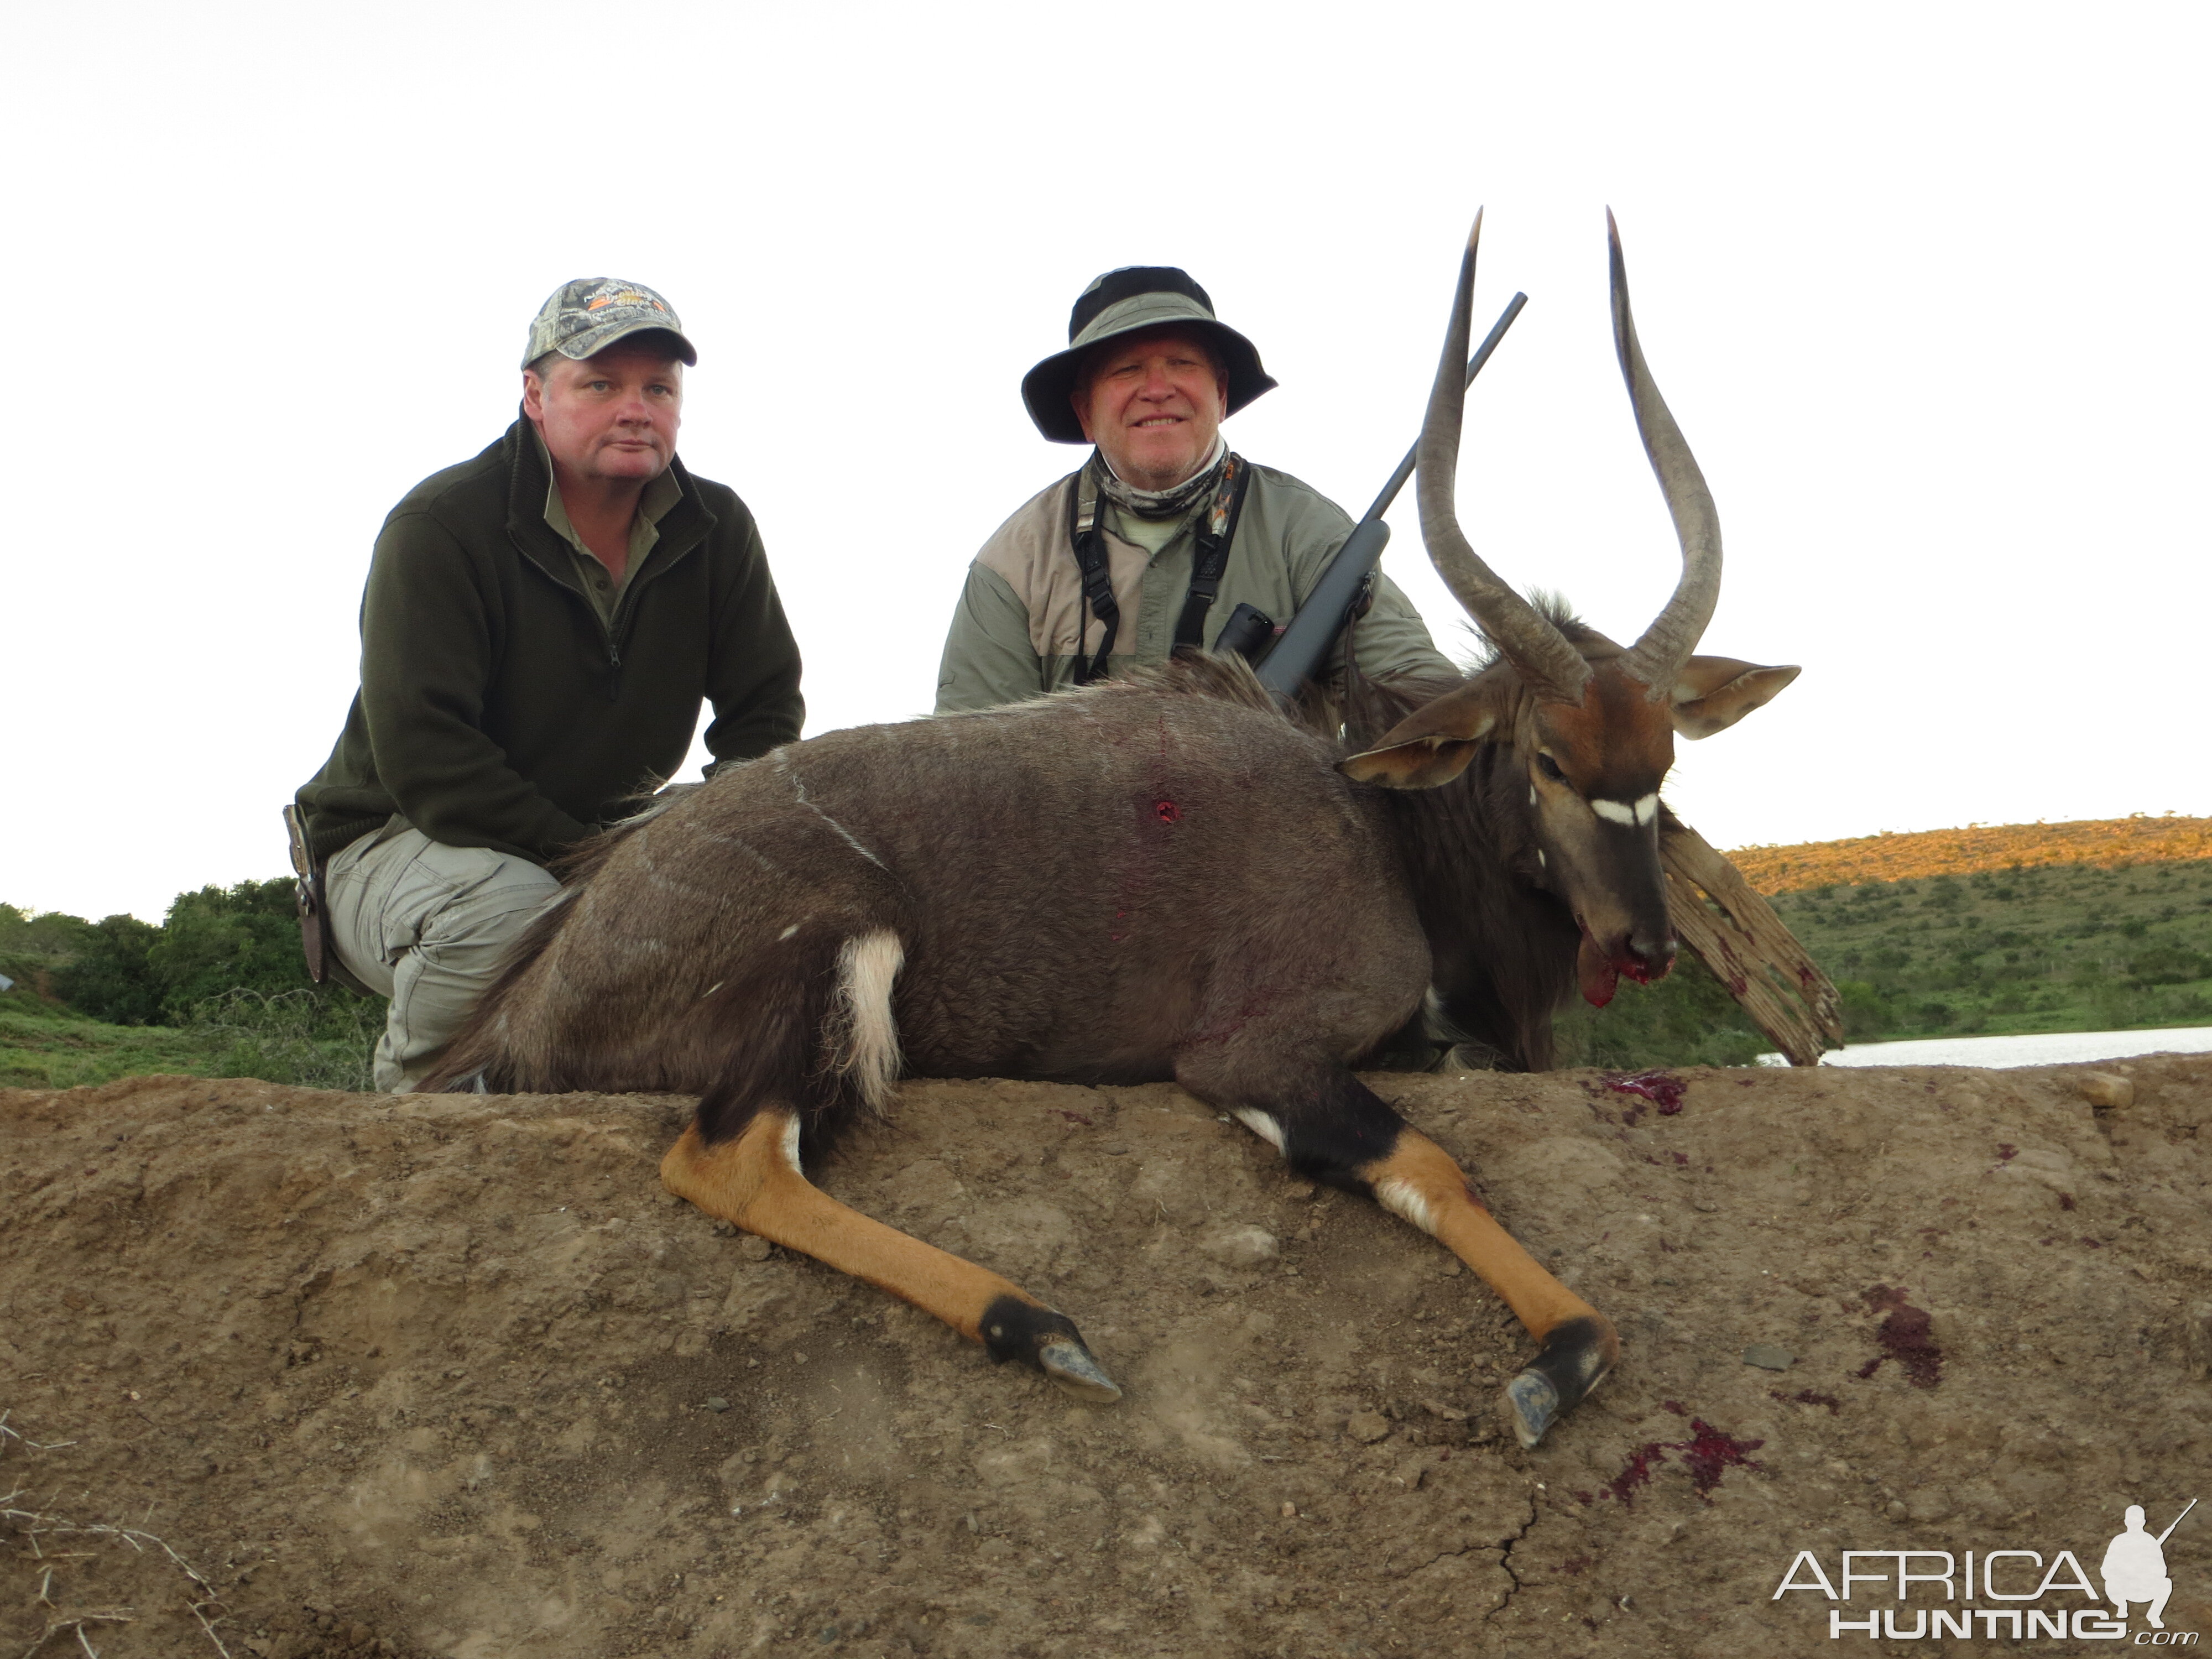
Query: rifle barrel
1361 290 1528 524
2156 1496 2198 1545
1255 291 1527 697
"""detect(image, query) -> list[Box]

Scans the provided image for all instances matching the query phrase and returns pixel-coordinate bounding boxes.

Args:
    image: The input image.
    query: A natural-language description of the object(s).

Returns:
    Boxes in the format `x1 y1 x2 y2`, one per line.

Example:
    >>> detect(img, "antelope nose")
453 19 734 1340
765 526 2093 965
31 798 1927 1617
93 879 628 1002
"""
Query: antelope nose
1628 929 1678 980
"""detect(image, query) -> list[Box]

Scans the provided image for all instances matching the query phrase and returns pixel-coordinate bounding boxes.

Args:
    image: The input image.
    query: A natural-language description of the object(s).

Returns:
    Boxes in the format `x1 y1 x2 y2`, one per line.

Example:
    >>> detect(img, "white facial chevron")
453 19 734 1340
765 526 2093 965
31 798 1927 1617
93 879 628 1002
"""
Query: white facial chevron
1591 794 1660 827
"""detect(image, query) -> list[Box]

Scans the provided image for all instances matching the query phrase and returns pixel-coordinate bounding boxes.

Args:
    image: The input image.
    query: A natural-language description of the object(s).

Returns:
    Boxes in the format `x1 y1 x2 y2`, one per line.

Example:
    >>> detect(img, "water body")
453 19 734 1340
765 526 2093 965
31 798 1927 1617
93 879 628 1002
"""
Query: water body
1760 1027 2212 1069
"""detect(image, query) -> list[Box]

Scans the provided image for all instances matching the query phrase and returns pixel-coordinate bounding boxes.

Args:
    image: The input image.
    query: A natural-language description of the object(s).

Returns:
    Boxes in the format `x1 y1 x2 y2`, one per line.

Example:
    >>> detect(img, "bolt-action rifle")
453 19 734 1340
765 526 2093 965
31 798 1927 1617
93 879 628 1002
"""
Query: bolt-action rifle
1229 291 1527 695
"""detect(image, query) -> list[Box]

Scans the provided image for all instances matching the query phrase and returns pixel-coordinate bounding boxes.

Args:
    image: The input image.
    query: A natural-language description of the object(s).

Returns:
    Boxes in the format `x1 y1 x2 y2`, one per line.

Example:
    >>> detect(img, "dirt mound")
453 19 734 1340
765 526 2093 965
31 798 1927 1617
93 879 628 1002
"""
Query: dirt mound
3 1059 2208 1657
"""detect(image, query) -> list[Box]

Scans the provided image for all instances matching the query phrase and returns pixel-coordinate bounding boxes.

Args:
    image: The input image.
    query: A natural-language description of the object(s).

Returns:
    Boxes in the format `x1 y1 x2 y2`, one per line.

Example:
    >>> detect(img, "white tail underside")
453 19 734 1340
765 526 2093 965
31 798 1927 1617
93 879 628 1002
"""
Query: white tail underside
828 929 905 1114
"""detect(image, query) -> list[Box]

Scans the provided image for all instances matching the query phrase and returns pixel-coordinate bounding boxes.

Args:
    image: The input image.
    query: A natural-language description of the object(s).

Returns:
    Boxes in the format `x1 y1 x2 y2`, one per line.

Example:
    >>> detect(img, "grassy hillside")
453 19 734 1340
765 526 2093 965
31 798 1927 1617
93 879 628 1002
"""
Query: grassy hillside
1730 814 2212 893
1535 820 2210 1063
1765 857 2212 1040
0 885 377 1091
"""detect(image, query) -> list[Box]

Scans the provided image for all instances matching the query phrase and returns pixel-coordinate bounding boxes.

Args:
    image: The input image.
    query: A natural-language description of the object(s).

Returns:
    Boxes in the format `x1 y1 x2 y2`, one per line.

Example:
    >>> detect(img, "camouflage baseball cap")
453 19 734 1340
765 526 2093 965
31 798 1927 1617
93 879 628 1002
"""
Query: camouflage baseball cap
522 278 698 370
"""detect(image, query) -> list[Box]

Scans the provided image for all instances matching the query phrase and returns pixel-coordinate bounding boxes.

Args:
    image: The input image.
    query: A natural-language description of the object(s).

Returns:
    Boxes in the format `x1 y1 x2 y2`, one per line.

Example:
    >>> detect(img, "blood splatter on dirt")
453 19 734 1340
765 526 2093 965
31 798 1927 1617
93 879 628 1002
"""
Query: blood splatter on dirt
1605 1443 1666 1505
1855 1285 1943 1387
1605 1416 1764 1505
1996 1143 2018 1162
1676 1421 1765 1496
1604 1070 1687 1114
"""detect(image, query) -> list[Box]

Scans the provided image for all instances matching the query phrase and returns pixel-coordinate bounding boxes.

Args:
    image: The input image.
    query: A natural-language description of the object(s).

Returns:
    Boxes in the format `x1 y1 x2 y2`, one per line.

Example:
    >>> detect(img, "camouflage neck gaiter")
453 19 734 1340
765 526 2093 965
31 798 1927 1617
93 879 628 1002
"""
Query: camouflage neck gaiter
1092 434 1230 521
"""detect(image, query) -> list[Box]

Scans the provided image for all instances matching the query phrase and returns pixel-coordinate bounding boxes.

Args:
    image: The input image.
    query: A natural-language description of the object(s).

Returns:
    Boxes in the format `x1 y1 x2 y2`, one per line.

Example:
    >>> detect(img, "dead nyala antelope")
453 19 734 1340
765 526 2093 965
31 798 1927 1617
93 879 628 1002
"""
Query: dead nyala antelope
427 212 1798 1448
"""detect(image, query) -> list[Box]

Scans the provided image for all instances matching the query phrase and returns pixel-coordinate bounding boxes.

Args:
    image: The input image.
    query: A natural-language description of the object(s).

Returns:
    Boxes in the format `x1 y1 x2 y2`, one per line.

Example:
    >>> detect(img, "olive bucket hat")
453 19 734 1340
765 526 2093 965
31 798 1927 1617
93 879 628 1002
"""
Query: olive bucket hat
523 278 698 369
1020 266 1276 444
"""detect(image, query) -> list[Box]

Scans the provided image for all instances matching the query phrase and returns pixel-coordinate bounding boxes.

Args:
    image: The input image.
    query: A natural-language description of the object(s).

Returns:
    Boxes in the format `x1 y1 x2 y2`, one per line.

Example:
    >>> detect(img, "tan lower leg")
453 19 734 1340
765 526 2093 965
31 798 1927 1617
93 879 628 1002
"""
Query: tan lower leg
660 1113 1032 1344
1363 1130 1600 1340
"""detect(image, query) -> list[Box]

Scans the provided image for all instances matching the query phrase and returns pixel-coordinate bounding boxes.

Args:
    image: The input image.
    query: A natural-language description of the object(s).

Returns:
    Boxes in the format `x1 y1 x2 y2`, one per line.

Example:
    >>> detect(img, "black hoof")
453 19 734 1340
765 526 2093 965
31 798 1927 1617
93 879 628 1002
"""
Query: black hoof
980 1295 1121 1403
1503 1313 1618 1448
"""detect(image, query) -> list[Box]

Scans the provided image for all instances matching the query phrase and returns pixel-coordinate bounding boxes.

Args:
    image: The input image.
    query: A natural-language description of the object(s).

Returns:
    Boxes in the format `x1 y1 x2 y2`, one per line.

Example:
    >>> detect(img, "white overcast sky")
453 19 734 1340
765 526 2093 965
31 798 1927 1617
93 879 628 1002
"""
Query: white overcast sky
5 1 2207 922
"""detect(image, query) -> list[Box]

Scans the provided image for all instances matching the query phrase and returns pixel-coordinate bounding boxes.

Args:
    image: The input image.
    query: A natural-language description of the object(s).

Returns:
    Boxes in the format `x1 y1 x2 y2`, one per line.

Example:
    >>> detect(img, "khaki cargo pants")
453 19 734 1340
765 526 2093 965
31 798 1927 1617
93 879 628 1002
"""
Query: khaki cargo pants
324 818 560 1092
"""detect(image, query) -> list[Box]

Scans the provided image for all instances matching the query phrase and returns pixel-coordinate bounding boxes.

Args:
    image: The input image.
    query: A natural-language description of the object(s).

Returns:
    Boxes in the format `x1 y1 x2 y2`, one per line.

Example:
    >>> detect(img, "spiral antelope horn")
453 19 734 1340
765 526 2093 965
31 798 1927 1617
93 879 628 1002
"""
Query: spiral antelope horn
1417 211 1595 706
1608 208 1723 697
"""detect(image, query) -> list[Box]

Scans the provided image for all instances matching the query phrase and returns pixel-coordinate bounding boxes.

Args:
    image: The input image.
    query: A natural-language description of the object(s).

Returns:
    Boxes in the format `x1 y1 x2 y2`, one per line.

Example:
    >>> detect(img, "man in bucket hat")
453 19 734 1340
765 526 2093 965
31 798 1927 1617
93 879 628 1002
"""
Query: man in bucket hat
933 266 1451 712
293 279 802 1091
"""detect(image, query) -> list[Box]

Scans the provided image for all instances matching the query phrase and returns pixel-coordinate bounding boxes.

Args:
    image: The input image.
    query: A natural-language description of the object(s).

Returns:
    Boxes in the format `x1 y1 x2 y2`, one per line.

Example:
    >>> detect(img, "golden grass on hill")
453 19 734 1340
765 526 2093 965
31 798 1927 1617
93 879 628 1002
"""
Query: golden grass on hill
1726 816 2212 894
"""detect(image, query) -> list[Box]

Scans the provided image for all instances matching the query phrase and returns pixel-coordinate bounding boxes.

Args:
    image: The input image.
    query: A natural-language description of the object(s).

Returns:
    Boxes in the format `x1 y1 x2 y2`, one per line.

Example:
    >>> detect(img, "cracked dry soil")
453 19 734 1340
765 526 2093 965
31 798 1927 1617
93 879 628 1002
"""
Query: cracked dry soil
2 1056 2208 1658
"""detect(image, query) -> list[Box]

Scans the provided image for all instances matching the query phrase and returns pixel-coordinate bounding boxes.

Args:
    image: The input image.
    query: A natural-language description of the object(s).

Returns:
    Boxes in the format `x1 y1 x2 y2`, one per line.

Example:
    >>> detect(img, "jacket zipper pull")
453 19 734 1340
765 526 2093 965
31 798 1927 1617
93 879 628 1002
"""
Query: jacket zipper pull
607 637 623 703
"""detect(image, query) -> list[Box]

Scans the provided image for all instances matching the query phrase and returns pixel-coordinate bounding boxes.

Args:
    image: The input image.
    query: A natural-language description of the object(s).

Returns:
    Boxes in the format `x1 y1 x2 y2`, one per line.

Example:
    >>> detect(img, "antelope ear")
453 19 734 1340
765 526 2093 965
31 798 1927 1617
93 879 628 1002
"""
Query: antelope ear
1339 688 1499 789
1670 656 1801 740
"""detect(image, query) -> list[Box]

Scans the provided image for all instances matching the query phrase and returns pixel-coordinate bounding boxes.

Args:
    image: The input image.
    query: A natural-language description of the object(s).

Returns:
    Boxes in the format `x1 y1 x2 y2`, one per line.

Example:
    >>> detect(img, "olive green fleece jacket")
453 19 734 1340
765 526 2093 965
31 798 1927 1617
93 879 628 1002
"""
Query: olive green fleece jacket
296 415 803 867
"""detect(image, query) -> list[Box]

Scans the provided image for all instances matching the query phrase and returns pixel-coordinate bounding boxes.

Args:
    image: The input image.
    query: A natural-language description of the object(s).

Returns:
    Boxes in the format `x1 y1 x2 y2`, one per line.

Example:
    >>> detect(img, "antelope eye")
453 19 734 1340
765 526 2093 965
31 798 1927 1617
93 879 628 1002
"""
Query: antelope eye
1535 753 1566 783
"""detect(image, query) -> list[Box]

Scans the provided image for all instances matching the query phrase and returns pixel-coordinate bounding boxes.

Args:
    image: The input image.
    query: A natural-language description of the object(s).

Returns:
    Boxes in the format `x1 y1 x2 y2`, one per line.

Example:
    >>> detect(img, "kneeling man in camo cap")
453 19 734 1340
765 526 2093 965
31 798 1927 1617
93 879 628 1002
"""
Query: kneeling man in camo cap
294 280 803 1091
935 265 1452 711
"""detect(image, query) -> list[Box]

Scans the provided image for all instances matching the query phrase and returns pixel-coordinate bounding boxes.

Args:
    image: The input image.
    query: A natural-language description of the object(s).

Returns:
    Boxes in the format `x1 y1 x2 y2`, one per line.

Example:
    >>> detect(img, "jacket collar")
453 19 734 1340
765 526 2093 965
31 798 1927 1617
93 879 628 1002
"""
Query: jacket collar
499 411 715 596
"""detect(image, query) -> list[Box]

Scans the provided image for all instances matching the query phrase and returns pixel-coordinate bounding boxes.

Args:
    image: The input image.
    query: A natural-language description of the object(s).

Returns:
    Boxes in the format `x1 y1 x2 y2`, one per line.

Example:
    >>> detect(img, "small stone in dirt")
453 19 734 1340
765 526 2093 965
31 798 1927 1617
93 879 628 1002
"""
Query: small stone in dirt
1199 1225 1279 1267
1743 1344 1795 1371
1347 1411 1391 1444
1279 1501 1297 1517
705 1397 731 1412
738 1235 773 1261
2076 1072 2134 1109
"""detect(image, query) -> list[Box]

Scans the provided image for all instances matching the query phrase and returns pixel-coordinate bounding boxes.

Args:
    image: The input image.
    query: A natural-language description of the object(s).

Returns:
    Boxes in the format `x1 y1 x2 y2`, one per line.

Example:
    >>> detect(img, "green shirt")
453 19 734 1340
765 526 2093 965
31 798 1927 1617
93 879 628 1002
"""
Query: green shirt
1106 500 1191 557
532 426 684 629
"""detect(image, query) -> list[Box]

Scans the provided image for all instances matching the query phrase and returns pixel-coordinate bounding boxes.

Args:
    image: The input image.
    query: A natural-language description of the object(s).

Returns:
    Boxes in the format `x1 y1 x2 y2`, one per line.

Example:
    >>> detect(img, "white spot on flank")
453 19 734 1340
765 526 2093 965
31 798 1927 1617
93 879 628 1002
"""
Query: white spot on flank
1230 1108 1286 1154
1373 1176 1438 1236
827 930 906 1115
1633 793 1659 826
778 924 800 941
1590 799 1637 826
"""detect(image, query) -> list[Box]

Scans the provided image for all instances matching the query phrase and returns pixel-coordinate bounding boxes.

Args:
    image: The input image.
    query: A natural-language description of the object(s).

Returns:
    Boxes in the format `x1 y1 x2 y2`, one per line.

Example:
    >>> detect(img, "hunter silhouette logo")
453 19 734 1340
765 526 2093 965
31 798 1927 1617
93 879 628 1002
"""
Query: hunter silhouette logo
1771 1498 2199 1641
2105 1500 2194 1632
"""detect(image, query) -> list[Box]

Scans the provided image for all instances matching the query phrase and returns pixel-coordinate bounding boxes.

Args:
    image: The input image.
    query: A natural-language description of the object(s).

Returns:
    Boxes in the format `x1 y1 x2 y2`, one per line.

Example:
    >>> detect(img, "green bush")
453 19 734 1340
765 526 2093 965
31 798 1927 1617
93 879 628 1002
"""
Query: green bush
2 879 379 1089
149 879 324 1022
186 987 379 1091
50 914 165 1025
1553 953 1768 1070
